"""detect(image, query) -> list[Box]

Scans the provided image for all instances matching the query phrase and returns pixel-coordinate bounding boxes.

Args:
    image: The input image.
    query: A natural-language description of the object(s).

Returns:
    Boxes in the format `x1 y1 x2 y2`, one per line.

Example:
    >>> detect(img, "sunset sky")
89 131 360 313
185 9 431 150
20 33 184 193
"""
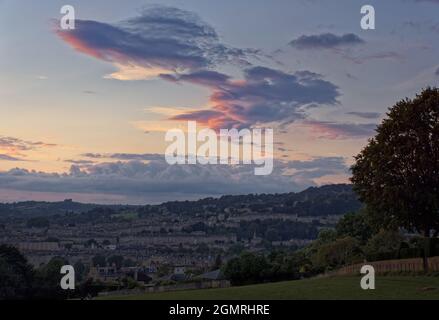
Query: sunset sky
1 0 439 204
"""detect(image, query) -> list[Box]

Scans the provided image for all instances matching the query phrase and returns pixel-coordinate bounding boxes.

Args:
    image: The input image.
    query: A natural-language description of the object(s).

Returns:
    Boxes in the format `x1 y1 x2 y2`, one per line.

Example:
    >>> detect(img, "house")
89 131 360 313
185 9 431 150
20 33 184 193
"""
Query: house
173 266 186 275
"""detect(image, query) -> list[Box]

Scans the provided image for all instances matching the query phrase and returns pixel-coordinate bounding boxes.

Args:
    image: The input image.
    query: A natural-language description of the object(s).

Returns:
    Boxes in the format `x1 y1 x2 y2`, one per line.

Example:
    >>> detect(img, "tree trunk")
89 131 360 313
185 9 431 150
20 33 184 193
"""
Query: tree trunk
423 230 430 273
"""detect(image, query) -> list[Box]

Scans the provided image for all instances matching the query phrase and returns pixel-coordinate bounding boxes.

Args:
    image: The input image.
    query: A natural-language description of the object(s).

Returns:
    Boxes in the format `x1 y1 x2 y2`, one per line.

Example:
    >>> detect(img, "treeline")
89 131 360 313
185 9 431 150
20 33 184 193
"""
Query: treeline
223 209 439 286
180 219 319 241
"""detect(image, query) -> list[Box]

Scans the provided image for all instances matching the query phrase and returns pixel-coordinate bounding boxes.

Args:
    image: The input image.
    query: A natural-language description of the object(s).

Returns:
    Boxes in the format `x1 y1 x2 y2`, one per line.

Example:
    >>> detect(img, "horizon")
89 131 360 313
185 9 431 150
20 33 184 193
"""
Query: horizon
0 182 352 206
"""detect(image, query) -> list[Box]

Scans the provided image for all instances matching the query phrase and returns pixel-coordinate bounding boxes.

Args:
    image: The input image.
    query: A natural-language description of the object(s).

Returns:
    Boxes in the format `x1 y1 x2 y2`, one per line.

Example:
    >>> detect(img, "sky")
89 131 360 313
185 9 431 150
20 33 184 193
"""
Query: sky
0 0 438 204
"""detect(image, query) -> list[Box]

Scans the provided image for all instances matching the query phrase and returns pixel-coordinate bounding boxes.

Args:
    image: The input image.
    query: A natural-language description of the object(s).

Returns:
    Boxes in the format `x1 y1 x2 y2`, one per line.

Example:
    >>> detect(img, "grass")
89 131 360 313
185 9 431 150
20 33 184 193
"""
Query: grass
99 275 439 300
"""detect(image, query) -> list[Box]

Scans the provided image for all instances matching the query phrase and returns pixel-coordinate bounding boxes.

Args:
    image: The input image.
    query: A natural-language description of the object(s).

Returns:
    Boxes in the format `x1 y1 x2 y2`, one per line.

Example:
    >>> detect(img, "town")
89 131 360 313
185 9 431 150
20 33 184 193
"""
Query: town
0 184 360 293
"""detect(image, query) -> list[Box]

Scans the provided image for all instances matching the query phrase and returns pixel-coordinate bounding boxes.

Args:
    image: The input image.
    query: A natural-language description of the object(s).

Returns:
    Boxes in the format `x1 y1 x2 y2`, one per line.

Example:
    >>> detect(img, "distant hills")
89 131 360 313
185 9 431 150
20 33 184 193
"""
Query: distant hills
158 184 362 217
0 199 104 218
0 184 362 219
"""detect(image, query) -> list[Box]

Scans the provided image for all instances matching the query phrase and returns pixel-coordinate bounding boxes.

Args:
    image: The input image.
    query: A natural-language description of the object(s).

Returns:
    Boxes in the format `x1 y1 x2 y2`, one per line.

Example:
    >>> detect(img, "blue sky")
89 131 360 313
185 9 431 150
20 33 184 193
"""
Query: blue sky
0 0 438 204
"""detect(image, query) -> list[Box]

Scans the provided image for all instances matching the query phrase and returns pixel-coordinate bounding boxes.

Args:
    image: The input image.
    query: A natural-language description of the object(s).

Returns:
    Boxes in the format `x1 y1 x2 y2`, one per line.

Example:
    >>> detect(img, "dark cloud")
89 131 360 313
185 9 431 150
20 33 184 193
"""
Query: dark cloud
289 33 365 50
435 67 439 76
288 33 401 64
56 6 257 79
161 70 231 87
303 121 377 139
167 66 340 129
0 157 349 204
55 6 340 129
346 112 381 119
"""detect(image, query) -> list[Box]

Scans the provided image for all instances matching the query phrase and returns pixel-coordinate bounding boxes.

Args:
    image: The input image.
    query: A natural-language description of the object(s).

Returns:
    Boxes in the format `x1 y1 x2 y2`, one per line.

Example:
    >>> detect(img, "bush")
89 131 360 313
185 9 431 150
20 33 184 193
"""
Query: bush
399 247 423 259
364 230 403 261
223 252 270 286
312 236 363 271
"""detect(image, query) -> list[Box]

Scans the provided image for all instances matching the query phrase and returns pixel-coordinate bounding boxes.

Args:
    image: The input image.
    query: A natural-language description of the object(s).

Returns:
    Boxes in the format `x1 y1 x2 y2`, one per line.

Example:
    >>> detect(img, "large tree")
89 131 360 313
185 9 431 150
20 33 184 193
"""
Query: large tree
351 88 439 271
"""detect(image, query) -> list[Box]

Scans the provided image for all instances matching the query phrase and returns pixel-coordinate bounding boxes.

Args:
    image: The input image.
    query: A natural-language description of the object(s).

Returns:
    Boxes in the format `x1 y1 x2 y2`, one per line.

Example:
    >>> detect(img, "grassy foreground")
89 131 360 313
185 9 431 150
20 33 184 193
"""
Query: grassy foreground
99 275 439 300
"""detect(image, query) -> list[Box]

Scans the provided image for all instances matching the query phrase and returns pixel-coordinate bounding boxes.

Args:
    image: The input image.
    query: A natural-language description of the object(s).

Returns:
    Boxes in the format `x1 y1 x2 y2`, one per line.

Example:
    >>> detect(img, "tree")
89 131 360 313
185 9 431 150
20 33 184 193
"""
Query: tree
312 237 363 271
0 245 34 299
314 229 338 246
212 254 222 270
74 260 87 282
336 210 373 244
223 252 269 286
26 217 50 228
107 255 124 269
351 88 439 271
92 254 106 267
34 257 70 300
123 258 136 268
364 230 403 261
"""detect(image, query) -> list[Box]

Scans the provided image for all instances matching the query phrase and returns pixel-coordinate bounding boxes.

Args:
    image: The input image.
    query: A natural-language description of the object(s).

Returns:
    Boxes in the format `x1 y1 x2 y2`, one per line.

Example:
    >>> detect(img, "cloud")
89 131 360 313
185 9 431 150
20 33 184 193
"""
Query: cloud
0 156 349 204
0 136 56 152
167 67 340 129
0 154 23 161
160 70 231 87
346 112 381 119
289 33 365 50
413 0 439 3
287 157 347 171
342 51 404 64
401 19 439 34
64 159 95 165
0 136 56 161
81 153 163 161
55 6 340 130
288 33 402 65
56 6 257 80
435 67 439 76
302 121 377 139
80 153 104 159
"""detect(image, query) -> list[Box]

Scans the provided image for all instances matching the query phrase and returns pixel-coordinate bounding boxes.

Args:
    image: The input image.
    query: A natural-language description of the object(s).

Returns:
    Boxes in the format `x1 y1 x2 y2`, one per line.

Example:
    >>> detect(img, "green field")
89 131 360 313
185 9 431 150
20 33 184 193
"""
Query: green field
100 275 439 300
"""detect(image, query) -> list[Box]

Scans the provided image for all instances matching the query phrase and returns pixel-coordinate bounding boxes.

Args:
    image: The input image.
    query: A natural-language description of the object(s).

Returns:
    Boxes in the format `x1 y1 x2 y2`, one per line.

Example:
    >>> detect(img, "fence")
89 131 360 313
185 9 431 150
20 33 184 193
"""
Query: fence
329 256 439 276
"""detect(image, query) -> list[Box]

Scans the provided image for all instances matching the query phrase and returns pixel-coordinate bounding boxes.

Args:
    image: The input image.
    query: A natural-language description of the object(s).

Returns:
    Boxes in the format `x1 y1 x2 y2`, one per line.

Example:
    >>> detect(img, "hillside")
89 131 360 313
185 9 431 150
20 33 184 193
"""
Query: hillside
0 184 362 220
0 200 130 219
137 184 362 218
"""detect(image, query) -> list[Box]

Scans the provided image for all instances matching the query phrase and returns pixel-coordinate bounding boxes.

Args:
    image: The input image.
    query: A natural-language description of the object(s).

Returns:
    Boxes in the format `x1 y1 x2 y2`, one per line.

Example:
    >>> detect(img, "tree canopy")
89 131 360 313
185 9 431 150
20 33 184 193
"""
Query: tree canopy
351 88 439 237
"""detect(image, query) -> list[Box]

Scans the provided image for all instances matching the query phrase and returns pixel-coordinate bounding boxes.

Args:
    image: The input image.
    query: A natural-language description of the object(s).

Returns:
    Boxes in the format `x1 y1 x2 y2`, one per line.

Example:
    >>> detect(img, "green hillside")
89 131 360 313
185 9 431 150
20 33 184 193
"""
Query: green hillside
100 275 439 300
